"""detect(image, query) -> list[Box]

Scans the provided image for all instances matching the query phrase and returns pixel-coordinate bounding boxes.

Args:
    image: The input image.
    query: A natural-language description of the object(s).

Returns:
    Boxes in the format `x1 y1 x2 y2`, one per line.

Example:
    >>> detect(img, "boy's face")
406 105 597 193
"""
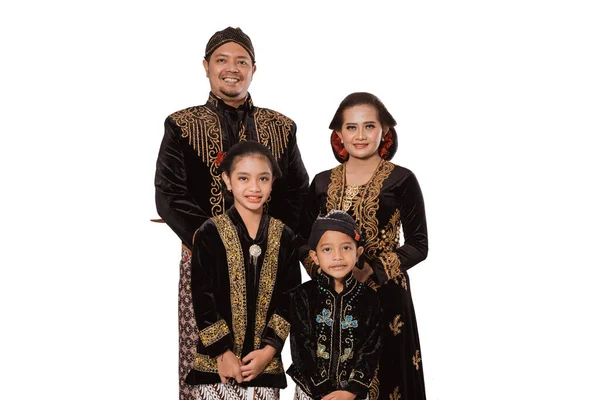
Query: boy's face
309 230 364 281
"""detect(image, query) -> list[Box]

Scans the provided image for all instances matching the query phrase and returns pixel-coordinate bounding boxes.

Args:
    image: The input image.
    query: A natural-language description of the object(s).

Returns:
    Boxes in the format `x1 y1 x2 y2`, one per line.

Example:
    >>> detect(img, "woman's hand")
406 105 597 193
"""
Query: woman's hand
321 390 357 400
352 261 373 283
241 345 277 382
216 350 243 384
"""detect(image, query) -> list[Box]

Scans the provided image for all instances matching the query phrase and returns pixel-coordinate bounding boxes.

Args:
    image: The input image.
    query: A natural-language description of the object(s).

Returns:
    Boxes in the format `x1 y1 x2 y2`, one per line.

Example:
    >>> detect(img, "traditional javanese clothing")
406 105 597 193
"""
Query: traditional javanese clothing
154 92 309 399
186 206 301 396
298 160 428 400
287 272 382 400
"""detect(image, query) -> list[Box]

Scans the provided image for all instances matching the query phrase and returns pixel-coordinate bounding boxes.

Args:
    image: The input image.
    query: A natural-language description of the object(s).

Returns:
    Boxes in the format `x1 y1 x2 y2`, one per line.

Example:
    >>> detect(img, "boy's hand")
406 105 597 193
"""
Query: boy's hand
241 345 277 381
321 390 357 400
216 350 243 384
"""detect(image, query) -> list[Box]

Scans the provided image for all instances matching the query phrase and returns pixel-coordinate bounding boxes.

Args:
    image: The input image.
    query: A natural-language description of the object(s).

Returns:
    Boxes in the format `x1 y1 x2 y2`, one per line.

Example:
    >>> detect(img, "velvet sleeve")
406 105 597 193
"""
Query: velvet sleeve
297 177 321 278
371 171 429 285
261 228 302 353
344 291 383 397
191 223 234 357
289 287 322 397
155 117 210 248
274 123 310 232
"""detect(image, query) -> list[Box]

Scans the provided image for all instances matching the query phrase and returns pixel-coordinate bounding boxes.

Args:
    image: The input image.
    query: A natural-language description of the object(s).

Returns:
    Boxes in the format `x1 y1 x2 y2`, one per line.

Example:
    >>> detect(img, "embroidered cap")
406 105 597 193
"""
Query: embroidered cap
205 27 255 63
308 210 362 250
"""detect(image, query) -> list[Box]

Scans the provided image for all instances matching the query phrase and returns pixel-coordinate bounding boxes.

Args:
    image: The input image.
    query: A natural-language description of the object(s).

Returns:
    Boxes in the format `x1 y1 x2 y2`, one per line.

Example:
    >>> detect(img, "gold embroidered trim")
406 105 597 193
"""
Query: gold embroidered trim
369 366 380 400
389 386 401 400
170 106 224 216
389 314 404 336
302 253 317 277
267 314 291 341
213 214 246 356
412 349 422 371
327 161 394 260
254 108 292 160
193 353 284 374
379 252 402 281
254 218 284 349
377 209 401 252
199 319 230 347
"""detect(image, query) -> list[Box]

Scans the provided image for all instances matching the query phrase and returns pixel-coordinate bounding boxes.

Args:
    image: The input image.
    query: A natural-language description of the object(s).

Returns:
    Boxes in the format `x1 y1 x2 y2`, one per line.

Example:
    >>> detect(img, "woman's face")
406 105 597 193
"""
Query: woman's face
336 104 386 161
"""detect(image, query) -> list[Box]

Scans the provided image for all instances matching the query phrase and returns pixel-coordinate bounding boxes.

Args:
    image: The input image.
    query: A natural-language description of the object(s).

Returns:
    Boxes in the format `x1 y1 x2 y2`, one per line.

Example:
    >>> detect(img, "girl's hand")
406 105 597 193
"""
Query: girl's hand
352 261 373 283
321 390 357 400
216 350 243 384
240 345 276 381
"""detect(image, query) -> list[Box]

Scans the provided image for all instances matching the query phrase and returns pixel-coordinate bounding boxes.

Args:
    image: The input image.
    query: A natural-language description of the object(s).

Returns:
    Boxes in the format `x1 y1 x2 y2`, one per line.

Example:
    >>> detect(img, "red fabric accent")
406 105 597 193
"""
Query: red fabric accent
215 151 226 167
331 131 349 161
378 130 394 159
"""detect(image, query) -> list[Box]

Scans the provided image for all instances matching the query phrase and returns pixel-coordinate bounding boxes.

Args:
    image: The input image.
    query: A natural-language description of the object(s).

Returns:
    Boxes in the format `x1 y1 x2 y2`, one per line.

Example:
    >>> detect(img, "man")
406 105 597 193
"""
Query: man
154 27 309 399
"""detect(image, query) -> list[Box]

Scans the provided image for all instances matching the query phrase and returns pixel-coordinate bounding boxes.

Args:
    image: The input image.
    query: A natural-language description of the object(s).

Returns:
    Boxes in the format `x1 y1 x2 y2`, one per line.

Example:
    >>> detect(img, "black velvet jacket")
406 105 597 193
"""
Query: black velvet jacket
287 273 382 399
155 92 309 248
185 207 301 388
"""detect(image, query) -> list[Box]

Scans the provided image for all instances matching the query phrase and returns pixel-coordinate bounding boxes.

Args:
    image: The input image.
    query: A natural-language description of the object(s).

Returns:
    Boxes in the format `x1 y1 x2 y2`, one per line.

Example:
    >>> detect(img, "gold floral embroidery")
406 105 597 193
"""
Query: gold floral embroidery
369 366 379 400
213 214 246 356
254 108 292 159
391 271 408 290
389 386 401 400
267 314 290 341
170 106 224 216
193 353 284 374
412 349 422 371
342 184 362 212
254 218 284 349
377 209 401 251
326 161 394 259
199 319 230 347
389 315 404 336
379 252 402 282
326 165 344 213
302 254 317 277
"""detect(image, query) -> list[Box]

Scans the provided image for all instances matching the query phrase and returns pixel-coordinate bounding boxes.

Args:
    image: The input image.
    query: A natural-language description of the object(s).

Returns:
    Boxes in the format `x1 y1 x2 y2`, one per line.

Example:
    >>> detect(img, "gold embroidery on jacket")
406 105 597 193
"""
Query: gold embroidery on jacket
170 106 224 216
267 314 291 341
254 108 292 159
377 209 401 251
254 218 284 349
389 315 404 336
199 319 230 347
326 165 344 213
369 366 380 400
379 252 402 282
213 214 246 356
193 353 283 374
389 386 401 400
412 349 422 370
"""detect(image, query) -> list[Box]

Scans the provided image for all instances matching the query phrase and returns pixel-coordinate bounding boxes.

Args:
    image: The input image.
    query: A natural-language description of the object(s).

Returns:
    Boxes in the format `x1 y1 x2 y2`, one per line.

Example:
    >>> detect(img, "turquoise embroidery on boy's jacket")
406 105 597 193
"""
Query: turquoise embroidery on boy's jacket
341 315 358 329
316 309 333 326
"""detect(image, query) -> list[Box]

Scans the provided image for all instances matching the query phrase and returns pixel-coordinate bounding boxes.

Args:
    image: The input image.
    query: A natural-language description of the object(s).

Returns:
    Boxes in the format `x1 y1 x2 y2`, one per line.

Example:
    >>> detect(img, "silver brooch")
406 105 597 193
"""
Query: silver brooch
249 244 262 267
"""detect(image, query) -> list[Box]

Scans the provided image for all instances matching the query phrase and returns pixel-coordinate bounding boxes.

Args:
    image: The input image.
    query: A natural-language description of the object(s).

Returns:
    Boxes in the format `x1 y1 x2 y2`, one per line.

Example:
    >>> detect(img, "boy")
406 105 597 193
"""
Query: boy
287 210 382 400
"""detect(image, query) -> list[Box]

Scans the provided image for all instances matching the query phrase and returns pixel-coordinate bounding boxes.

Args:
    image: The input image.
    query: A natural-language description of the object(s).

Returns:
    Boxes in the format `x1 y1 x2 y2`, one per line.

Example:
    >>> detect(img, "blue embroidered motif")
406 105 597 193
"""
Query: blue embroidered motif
341 315 358 329
316 309 333 326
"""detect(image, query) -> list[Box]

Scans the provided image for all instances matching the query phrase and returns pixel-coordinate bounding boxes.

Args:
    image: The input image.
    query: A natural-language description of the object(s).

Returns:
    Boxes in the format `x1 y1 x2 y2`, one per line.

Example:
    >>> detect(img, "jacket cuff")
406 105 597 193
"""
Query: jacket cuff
198 319 234 357
344 370 371 398
261 314 291 352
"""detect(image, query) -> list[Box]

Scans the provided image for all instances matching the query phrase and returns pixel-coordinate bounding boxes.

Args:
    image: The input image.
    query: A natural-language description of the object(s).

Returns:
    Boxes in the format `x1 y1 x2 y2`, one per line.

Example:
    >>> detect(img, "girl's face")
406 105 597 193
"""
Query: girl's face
336 104 387 161
221 155 273 214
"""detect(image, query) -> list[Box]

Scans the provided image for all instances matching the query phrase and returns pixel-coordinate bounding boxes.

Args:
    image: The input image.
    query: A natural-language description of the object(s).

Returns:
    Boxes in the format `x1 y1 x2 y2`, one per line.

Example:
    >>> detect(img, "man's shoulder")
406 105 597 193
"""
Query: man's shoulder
253 106 295 125
166 104 214 124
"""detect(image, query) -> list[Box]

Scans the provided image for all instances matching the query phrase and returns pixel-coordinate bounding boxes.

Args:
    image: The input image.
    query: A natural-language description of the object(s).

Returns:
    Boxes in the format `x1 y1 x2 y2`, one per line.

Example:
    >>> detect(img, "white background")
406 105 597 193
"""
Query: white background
1 1 599 399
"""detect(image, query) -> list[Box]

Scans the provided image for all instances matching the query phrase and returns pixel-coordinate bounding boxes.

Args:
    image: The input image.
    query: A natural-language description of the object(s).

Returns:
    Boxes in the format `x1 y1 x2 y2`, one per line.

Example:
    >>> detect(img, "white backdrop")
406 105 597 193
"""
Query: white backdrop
1 1 599 399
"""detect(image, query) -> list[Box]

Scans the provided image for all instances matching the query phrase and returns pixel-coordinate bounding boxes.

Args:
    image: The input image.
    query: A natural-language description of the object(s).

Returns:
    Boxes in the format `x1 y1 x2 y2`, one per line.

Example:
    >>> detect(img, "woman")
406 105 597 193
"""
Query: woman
298 92 428 400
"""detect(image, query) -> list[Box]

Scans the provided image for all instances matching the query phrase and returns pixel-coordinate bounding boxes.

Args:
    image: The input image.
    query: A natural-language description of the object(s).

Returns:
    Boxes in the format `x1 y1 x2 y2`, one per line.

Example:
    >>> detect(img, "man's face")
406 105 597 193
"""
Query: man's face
203 42 255 107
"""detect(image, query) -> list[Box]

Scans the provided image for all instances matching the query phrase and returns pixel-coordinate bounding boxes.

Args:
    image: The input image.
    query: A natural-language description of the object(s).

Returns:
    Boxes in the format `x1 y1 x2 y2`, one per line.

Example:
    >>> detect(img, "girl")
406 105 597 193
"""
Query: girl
288 210 383 400
185 141 301 400
298 92 429 399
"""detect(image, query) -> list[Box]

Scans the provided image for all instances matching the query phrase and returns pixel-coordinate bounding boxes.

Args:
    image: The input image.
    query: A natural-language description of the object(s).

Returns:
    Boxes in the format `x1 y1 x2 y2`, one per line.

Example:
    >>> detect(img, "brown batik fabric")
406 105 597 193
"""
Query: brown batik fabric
179 246 199 400
197 384 279 400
